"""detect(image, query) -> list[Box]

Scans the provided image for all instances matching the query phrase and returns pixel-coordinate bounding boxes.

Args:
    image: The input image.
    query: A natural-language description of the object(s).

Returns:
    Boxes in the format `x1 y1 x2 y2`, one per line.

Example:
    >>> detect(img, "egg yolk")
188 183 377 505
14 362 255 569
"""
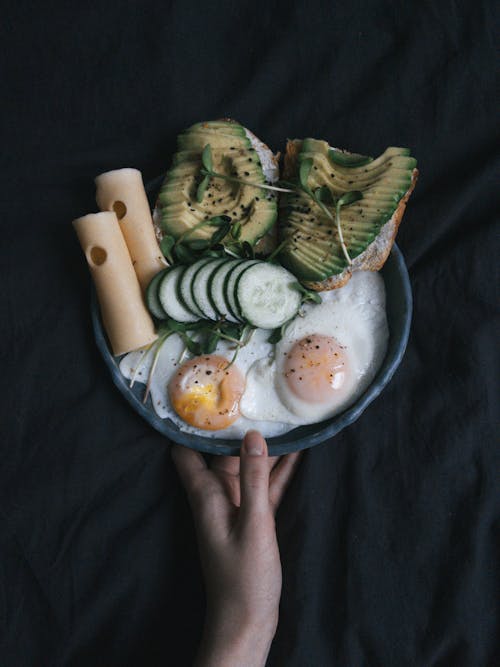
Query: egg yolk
168 355 245 431
284 334 350 403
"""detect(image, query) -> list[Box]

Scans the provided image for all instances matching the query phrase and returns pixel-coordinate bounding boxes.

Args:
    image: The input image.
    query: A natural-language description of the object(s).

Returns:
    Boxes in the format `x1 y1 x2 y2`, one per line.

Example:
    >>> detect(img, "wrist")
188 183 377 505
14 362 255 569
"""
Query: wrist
195 608 278 667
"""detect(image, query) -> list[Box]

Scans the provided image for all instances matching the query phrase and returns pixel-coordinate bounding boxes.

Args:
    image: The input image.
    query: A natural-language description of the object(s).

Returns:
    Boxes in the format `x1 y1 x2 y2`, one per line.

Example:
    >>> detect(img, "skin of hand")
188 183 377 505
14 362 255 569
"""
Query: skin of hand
171 430 301 667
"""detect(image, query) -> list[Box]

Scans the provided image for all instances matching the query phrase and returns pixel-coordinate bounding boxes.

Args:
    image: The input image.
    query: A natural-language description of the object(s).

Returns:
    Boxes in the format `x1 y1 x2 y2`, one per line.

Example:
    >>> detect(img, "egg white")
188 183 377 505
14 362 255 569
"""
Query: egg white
119 271 388 439
240 271 389 425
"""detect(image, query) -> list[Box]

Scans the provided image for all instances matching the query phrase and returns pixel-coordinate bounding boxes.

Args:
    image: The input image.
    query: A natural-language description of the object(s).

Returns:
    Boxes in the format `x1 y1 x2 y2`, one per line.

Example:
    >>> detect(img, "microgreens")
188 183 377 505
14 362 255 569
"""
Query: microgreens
161 144 364 271
334 191 363 264
140 316 254 403
144 147 373 411
159 214 236 265
314 185 334 204
290 281 322 304
129 341 156 388
267 325 286 344
201 143 213 171
267 317 296 345
198 144 295 196
199 145 363 266
294 158 363 265
142 330 174 403
196 174 210 203
224 324 253 369
231 221 242 240
299 158 314 193
266 238 289 263
159 235 175 264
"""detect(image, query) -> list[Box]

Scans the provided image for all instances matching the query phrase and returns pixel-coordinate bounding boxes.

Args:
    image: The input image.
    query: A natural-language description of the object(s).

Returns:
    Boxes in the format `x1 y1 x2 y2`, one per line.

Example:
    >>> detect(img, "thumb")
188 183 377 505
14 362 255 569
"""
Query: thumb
239 430 271 516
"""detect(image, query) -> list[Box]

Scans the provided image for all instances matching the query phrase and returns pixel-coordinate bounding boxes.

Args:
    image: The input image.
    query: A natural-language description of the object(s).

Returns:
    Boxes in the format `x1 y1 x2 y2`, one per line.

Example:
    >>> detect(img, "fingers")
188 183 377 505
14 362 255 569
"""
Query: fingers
210 455 280 477
210 454 281 508
269 452 302 513
171 445 209 507
268 456 281 472
210 456 240 477
210 456 241 507
172 439 301 518
239 431 271 516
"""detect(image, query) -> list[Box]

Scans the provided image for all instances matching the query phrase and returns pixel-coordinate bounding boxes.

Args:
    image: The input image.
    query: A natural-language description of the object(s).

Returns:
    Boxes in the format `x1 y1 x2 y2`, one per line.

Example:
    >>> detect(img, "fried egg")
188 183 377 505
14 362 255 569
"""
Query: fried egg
119 327 292 439
119 271 388 438
240 271 388 425
168 355 245 431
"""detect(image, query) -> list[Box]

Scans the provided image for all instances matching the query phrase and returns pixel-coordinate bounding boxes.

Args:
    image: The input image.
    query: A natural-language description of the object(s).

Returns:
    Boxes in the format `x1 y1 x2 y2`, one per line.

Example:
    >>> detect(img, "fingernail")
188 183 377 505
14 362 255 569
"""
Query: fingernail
244 430 264 456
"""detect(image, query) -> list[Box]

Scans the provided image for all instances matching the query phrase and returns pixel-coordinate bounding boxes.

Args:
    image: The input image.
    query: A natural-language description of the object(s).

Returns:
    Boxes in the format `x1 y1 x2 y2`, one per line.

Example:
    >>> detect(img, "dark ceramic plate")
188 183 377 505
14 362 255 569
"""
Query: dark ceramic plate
91 245 411 456
91 175 412 455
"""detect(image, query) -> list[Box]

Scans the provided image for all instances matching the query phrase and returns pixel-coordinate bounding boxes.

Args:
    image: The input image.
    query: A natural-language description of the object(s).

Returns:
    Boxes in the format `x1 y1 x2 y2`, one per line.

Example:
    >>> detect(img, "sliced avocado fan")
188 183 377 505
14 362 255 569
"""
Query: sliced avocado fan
278 138 417 282
156 120 277 246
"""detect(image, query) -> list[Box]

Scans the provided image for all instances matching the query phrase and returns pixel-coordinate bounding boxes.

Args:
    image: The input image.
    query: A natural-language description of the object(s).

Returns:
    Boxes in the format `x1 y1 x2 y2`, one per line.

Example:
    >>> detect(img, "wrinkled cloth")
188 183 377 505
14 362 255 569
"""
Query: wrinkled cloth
0 1 498 665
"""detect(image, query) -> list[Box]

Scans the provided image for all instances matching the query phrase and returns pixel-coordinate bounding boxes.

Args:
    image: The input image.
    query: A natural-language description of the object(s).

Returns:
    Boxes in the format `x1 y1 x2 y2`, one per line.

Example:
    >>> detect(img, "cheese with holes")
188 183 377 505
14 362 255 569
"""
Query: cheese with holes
95 168 167 291
73 211 157 355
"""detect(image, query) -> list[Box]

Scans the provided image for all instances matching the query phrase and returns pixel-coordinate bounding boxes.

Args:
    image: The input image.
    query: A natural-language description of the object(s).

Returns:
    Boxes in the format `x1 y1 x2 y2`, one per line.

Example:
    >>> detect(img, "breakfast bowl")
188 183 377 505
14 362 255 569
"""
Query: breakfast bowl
91 193 412 456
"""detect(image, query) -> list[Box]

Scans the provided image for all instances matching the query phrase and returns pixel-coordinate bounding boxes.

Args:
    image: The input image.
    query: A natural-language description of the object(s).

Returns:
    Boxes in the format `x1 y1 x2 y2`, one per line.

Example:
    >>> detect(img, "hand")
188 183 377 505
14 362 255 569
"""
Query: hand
172 431 301 667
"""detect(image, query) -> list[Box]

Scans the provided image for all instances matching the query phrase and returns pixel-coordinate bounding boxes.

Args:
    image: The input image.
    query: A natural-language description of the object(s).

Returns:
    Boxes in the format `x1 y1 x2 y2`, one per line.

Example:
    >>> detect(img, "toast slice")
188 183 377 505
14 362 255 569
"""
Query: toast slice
153 119 279 255
281 139 418 290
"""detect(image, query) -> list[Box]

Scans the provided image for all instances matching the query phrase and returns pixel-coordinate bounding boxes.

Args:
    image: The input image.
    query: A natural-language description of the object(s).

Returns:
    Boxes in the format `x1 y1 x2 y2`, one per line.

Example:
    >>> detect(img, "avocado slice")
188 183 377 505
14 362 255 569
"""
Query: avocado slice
157 120 277 247
278 139 417 282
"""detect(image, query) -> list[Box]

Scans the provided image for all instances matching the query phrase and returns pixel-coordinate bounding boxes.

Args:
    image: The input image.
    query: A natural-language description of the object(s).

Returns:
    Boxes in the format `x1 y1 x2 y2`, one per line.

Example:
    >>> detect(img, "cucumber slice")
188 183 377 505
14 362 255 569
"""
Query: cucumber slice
158 266 200 323
146 268 169 319
226 260 259 321
179 258 212 318
235 263 301 329
209 259 242 323
192 258 226 321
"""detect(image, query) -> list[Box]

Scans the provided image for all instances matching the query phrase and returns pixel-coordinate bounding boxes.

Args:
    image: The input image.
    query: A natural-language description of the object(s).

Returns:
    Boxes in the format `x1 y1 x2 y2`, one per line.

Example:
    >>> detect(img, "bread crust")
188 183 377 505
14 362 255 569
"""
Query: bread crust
282 138 302 179
281 139 418 291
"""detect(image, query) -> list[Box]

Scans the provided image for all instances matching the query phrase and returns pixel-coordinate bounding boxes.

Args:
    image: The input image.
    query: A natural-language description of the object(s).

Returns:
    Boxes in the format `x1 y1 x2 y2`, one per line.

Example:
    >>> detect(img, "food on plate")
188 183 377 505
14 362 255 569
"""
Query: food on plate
152 257 301 328
72 212 157 355
95 168 167 291
153 119 279 255
119 271 388 438
168 355 246 430
73 119 417 438
239 271 388 426
278 139 418 289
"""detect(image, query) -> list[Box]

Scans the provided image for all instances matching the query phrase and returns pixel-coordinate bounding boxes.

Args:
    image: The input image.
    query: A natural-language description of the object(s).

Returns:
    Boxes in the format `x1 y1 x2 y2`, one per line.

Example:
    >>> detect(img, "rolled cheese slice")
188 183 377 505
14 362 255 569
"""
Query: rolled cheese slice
95 168 167 291
73 211 158 356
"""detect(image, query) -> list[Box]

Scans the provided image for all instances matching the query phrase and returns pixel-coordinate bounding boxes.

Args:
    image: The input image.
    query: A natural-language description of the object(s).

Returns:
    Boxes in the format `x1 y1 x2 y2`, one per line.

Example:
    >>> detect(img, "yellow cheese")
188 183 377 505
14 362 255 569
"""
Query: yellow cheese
95 168 167 291
73 211 158 356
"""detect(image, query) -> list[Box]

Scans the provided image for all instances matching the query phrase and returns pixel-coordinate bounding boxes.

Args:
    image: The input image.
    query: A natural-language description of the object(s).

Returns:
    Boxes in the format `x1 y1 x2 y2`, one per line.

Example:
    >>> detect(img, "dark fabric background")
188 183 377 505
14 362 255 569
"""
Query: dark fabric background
1 1 498 665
